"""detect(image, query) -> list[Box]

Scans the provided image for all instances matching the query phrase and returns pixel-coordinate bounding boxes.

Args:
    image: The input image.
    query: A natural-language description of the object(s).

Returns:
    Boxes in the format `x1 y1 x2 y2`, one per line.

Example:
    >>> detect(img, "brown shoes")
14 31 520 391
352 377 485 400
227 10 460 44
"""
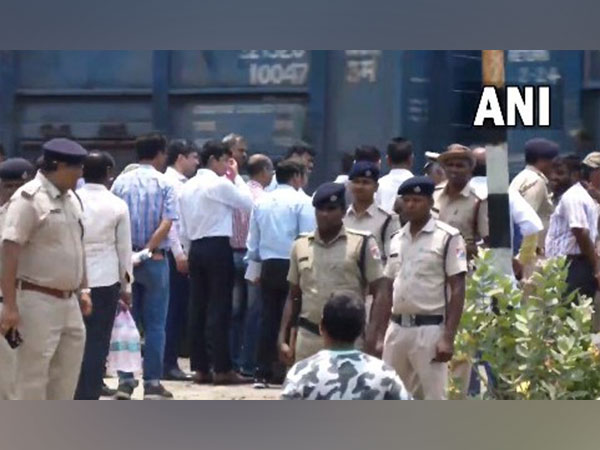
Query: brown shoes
192 372 214 385
212 371 253 385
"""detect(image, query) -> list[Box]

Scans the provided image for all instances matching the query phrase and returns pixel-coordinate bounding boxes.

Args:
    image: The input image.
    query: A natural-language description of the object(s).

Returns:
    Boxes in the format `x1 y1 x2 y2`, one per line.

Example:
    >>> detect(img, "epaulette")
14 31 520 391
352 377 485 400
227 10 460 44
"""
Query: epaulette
389 229 401 239
19 179 42 200
435 220 460 236
376 206 391 217
468 184 487 201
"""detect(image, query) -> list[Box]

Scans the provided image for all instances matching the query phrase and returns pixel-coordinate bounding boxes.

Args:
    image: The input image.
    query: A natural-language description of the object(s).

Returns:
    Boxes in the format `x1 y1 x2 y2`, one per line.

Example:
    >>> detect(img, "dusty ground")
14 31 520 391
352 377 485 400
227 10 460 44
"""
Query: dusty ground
104 359 281 400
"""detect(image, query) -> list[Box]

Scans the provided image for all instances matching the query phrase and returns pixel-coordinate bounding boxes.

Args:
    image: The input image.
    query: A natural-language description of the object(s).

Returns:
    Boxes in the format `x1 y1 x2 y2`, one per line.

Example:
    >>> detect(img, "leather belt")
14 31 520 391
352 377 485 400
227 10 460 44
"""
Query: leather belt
18 280 76 300
297 317 321 336
391 314 444 327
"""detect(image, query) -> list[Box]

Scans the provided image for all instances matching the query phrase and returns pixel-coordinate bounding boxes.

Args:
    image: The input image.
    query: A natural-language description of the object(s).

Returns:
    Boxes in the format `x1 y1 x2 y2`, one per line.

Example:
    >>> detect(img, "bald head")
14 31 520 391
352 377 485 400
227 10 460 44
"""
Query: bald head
247 154 274 187
471 146 487 177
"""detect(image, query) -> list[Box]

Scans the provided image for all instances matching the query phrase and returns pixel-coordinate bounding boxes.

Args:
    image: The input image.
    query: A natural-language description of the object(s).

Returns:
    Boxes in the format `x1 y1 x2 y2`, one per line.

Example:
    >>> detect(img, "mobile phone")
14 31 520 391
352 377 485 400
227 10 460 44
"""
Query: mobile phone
4 329 23 349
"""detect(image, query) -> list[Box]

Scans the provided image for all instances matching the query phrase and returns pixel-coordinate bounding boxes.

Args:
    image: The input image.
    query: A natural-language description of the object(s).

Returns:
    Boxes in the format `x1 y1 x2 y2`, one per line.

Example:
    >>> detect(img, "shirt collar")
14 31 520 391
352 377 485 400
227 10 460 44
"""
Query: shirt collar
312 225 347 246
196 168 218 179
347 202 377 218
390 168 413 177
36 171 64 199
80 183 108 192
400 217 436 238
439 180 471 198
166 166 187 183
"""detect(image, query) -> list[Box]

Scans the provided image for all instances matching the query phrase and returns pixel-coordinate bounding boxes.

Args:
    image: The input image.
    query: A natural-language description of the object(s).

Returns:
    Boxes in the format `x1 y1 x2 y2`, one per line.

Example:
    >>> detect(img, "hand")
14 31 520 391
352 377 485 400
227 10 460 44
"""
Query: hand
0 304 19 336
432 334 454 363
79 292 93 317
120 291 132 308
279 341 295 366
117 300 130 312
228 157 239 177
175 255 189 275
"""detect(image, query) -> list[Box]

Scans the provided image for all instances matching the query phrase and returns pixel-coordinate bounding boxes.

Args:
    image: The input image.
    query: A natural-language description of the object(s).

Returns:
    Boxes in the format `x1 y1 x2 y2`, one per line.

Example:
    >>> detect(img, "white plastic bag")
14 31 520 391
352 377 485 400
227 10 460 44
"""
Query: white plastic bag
106 309 142 376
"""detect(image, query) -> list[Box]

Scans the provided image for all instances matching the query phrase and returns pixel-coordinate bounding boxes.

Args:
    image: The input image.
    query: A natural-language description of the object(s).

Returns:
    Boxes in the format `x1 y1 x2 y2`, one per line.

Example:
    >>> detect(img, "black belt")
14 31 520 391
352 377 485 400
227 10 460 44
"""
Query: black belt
297 317 320 336
391 314 444 327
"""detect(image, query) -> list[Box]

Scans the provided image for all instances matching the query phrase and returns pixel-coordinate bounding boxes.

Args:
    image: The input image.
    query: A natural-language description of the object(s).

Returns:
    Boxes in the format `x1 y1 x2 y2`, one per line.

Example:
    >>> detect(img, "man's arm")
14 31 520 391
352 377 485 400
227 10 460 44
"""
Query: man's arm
572 228 599 273
278 284 302 366
116 204 133 296
208 176 254 212
145 219 173 252
0 241 21 334
364 277 393 357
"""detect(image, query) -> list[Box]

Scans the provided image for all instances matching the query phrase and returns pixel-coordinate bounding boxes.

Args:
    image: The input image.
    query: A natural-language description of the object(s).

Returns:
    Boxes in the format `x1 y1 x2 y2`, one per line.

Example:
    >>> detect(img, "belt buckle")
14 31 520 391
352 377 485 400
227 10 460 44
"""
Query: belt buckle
409 315 417 327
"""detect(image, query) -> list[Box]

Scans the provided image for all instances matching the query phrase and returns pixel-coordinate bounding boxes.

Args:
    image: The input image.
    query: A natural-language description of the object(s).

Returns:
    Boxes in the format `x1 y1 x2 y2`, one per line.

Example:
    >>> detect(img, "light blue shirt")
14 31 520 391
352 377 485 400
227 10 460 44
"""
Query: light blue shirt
246 184 316 262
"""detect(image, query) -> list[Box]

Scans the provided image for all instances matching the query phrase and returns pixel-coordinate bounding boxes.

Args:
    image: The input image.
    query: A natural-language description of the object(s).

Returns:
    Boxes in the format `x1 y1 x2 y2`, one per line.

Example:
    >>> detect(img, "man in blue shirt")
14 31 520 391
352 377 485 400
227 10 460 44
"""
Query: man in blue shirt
246 160 315 388
111 133 178 400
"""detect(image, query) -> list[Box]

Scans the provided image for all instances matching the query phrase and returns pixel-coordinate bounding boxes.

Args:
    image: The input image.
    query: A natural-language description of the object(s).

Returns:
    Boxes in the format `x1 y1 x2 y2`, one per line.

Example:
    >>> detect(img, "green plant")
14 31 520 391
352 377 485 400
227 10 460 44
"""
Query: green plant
454 250 600 400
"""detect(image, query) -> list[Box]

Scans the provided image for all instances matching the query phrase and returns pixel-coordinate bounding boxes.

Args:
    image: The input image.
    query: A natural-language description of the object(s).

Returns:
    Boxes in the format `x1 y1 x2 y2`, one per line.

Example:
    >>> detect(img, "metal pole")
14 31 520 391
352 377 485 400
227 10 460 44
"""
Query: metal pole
482 50 512 276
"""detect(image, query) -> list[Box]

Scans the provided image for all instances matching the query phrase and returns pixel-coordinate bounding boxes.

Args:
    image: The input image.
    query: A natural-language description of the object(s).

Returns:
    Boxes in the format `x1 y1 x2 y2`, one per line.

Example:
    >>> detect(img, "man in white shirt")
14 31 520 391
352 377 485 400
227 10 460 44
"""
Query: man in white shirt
75 152 133 400
546 152 600 300
375 138 414 213
162 140 199 381
179 141 254 385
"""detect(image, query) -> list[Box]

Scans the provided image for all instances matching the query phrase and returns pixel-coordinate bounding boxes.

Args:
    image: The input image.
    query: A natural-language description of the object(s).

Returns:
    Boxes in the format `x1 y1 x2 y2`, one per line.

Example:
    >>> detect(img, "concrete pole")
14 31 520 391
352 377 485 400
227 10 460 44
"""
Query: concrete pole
481 50 513 276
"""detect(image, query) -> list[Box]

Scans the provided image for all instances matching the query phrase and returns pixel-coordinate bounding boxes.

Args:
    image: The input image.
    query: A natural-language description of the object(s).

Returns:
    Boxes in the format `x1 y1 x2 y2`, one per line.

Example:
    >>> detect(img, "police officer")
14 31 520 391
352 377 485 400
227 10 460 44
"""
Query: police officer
375 177 467 400
0 138 91 400
278 182 388 365
433 144 488 261
0 158 35 400
509 138 558 254
344 161 401 260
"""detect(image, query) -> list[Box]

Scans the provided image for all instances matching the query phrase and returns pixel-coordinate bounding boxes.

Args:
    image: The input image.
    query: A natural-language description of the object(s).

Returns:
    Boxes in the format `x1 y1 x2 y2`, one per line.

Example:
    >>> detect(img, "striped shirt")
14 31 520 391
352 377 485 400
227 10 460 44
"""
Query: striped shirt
545 183 599 258
111 164 178 250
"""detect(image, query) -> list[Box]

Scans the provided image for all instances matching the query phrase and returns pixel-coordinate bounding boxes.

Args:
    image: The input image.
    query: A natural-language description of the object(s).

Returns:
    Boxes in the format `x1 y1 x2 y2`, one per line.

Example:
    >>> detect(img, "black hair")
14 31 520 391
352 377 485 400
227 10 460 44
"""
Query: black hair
341 152 354 174
83 151 112 184
286 143 315 159
553 154 582 174
387 137 413 165
275 160 305 184
102 151 116 169
135 133 167 161
167 139 197 167
200 140 229 167
321 291 365 343
354 145 381 163
247 155 273 178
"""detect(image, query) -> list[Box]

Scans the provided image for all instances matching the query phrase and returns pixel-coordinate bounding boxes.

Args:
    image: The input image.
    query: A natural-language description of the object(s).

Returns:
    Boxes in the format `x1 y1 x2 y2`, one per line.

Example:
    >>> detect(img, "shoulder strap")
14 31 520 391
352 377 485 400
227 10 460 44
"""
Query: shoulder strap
443 233 454 324
380 215 391 260
358 235 368 285
472 197 481 240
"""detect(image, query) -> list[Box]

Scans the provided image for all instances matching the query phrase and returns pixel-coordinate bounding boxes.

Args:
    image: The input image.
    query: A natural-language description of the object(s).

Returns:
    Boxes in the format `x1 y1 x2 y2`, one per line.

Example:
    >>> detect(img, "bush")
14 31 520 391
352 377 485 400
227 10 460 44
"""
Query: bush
453 250 600 400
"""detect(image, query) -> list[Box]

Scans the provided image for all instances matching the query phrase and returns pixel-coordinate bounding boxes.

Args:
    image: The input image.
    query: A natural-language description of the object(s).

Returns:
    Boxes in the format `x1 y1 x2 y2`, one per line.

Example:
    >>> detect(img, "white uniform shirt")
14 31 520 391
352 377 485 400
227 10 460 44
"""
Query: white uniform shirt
545 182 599 257
178 169 253 249
77 183 133 290
376 168 413 213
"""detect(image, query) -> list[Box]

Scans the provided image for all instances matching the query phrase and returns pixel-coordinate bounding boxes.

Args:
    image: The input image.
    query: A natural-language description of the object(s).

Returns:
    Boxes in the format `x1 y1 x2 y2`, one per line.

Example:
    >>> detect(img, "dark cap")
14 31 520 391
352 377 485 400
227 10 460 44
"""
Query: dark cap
42 138 88 164
397 176 435 197
524 138 559 161
312 182 346 209
349 161 380 182
0 158 35 181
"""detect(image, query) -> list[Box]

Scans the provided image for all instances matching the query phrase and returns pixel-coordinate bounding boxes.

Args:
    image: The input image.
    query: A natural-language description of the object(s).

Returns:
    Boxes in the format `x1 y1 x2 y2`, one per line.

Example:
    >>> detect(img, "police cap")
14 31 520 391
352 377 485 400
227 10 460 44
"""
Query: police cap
524 138 559 161
397 176 435 197
312 182 346 209
348 161 379 182
0 158 35 181
42 138 88 165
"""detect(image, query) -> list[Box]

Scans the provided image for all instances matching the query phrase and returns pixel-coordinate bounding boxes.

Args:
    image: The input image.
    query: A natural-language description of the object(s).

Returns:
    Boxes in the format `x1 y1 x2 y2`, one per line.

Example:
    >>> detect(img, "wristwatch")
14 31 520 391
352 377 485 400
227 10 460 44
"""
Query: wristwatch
80 288 91 295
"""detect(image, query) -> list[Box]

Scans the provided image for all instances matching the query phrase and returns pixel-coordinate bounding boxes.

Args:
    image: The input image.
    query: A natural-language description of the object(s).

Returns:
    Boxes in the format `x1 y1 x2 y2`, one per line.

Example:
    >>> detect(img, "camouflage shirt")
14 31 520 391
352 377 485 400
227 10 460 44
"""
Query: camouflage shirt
281 349 411 400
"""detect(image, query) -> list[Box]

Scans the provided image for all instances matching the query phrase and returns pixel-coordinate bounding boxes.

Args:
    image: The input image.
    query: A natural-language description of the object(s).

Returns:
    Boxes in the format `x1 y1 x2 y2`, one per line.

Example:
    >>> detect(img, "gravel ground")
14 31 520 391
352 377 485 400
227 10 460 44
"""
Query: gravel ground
104 359 282 400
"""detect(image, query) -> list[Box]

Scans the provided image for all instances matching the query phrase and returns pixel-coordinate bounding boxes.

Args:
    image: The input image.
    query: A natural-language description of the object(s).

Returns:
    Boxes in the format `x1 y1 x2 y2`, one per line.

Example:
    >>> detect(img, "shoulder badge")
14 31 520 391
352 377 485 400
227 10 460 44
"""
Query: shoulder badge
435 219 460 236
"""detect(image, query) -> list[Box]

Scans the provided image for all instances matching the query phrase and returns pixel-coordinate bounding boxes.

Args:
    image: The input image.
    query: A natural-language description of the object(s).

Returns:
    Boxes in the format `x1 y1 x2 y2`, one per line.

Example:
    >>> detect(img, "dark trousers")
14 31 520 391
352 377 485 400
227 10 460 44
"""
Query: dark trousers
567 256 598 301
189 237 234 374
75 283 120 400
256 259 290 379
163 251 190 373
230 249 248 371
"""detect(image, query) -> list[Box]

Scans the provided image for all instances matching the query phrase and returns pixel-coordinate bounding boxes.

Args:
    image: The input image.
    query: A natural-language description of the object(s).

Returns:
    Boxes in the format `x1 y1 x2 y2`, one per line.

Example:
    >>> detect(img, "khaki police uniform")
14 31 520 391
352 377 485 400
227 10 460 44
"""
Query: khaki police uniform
509 165 554 251
287 225 384 362
433 180 488 259
344 202 401 260
2 171 86 400
382 218 467 400
0 202 17 400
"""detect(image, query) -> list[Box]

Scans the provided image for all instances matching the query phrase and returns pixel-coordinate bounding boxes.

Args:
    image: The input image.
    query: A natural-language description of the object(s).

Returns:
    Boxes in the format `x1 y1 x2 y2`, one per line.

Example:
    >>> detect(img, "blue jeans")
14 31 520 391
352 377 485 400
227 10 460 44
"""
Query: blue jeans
240 282 262 375
119 257 170 385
